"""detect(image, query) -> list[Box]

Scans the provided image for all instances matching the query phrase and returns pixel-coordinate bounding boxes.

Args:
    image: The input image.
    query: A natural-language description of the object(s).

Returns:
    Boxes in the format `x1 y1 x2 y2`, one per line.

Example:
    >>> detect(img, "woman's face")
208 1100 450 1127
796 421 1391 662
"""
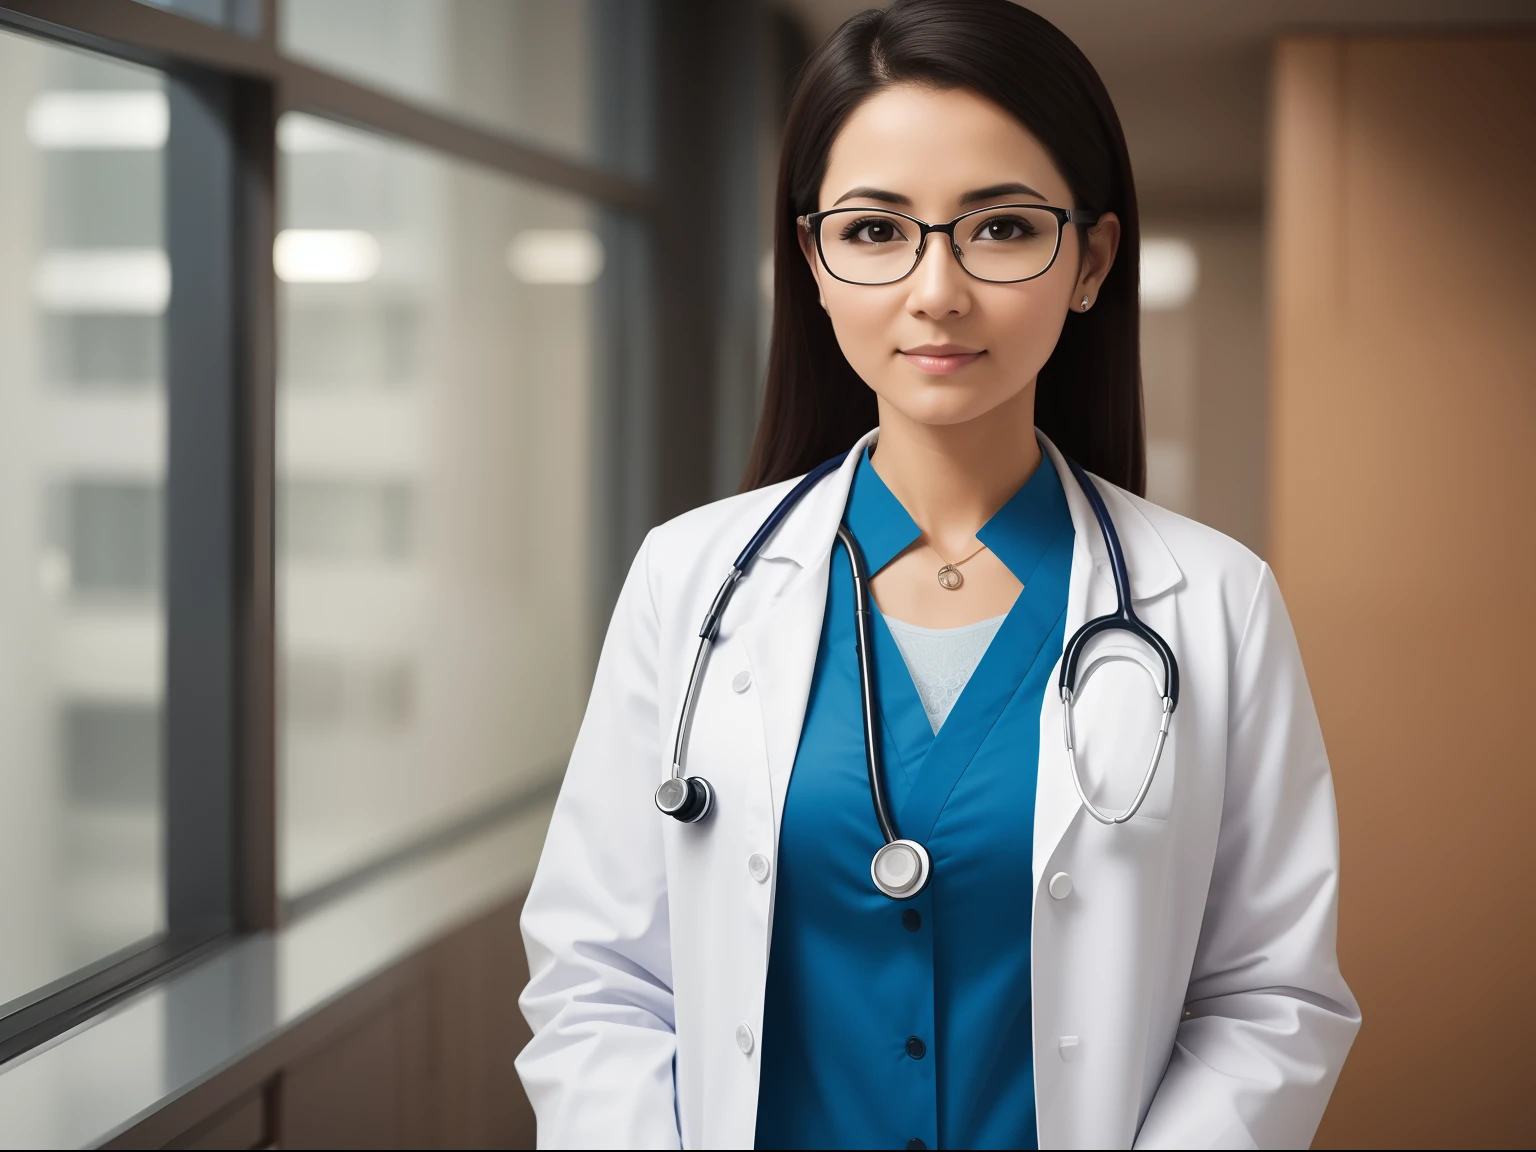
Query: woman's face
803 83 1119 428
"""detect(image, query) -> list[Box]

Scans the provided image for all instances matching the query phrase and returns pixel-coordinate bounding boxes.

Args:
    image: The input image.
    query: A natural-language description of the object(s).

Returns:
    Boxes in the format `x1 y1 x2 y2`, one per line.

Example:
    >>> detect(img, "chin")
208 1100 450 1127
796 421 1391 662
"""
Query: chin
882 380 1015 429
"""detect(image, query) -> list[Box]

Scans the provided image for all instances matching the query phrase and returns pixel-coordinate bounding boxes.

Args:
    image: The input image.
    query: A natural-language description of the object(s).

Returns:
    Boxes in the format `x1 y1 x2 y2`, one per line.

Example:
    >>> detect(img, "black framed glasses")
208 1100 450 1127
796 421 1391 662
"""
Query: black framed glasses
798 202 1099 286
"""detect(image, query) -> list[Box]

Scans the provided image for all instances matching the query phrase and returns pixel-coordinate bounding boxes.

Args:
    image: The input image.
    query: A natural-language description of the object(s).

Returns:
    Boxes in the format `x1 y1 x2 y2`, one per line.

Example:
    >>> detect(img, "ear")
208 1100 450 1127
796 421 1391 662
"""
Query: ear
1075 211 1121 309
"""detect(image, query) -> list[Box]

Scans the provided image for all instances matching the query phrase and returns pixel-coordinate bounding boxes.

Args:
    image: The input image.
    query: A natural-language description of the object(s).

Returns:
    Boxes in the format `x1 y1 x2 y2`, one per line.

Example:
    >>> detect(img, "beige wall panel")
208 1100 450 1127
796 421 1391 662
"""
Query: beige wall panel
1271 35 1536 1149
1192 222 1267 553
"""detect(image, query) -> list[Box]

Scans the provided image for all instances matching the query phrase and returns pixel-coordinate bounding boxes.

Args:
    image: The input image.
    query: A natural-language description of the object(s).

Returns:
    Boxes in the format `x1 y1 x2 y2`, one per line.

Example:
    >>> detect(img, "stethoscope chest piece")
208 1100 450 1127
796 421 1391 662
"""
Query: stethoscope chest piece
871 839 931 900
659 449 1182 896
655 775 713 823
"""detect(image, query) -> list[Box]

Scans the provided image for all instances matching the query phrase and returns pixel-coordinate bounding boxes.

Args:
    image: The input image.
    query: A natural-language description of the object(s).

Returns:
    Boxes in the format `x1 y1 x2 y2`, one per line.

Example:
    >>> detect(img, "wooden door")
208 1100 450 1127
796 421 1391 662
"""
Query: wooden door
1270 34 1536 1149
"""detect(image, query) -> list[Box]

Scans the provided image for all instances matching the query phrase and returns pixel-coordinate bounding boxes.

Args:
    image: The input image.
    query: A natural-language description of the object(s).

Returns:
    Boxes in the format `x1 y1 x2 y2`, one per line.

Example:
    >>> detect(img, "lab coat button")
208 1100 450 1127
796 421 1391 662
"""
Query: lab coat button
905 1035 926 1059
735 1023 755 1054
906 1141 927 1150
1048 871 1073 899
747 853 770 882
731 670 752 693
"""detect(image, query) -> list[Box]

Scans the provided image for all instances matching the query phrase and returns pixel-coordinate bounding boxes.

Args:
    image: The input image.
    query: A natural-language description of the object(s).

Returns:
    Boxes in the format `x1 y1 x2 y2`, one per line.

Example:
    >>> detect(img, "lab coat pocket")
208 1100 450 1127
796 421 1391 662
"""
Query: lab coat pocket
1065 642 1177 822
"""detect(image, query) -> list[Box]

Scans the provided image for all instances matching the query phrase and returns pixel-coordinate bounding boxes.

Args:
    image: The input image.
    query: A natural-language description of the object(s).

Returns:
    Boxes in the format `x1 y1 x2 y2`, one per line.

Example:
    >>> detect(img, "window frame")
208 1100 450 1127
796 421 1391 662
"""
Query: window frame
0 0 667 1065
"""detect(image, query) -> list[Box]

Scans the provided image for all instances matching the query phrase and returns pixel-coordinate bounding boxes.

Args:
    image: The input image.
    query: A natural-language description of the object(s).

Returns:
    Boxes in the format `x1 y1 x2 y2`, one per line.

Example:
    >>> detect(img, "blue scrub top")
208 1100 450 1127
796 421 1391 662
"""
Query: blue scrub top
755 448 1074 1151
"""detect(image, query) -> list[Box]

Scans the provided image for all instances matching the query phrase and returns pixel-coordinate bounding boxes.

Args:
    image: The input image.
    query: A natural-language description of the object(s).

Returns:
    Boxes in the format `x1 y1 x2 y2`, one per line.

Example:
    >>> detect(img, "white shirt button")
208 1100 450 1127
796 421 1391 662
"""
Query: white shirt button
731 670 752 693
1058 1035 1080 1061
735 1023 755 1054
1048 871 1073 900
747 853 770 883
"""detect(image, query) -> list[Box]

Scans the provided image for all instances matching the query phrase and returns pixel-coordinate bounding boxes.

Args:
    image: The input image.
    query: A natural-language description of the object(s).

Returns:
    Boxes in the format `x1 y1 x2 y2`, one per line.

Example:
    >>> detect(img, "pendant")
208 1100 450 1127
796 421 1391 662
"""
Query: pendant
936 564 963 590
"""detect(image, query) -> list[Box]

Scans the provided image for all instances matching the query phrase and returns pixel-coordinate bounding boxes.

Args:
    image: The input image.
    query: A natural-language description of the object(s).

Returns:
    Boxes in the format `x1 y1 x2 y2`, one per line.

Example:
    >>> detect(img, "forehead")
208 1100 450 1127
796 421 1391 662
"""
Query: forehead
818 83 1069 213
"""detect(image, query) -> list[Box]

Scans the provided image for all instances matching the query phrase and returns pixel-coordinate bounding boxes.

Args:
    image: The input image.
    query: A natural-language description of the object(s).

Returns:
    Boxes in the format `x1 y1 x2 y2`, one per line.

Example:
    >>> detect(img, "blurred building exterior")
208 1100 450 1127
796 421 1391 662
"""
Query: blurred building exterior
0 1 1530 1147
0 33 170 1019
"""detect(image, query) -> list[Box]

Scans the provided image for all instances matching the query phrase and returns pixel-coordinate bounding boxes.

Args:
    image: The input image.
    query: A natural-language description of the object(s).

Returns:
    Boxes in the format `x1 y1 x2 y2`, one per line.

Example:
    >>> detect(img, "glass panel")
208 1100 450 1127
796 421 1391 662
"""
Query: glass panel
131 0 262 34
279 0 653 178
277 114 602 897
0 32 168 1009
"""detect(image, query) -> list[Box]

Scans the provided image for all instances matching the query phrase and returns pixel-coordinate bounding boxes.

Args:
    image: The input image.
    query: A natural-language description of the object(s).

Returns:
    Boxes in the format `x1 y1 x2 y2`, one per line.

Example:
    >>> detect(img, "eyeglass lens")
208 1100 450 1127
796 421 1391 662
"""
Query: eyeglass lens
816 206 1062 285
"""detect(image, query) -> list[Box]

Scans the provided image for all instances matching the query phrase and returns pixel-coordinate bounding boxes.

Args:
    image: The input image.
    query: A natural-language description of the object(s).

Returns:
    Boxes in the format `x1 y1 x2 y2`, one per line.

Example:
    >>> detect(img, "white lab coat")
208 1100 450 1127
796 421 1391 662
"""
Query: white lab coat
516 431 1360 1149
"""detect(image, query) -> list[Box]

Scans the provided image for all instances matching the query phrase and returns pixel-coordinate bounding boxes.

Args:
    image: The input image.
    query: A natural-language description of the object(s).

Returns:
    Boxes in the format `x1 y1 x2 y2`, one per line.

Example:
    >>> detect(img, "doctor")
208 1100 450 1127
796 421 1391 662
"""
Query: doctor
517 1 1359 1147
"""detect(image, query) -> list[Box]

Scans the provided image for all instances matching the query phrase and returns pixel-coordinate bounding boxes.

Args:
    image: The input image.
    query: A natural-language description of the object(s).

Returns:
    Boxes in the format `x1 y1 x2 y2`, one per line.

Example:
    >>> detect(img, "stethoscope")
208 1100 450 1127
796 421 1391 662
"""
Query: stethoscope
654 448 1179 900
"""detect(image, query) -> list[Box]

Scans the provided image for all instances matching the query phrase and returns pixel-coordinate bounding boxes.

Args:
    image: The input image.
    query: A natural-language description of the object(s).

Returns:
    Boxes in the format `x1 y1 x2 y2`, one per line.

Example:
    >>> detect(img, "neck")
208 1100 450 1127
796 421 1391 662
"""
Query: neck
868 382 1042 547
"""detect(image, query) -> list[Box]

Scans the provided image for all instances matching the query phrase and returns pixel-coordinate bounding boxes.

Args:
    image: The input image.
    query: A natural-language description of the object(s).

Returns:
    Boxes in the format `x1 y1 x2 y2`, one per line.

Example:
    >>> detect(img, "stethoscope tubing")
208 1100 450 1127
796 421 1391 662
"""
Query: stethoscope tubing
669 633 713 778
837 521 899 846
1058 456 1179 708
659 446 1181 873
1057 455 1180 823
664 455 842 786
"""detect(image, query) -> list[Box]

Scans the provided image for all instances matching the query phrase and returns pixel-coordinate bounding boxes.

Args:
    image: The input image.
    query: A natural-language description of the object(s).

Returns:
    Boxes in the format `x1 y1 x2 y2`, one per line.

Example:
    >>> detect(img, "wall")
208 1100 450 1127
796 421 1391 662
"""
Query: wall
1269 34 1536 1149
1139 219 1268 552
103 894 534 1150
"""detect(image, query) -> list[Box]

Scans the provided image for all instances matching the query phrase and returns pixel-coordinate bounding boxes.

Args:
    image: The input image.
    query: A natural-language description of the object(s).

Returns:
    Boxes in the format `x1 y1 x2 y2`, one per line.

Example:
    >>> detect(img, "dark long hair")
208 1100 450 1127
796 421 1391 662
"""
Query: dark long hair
741 0 1145 494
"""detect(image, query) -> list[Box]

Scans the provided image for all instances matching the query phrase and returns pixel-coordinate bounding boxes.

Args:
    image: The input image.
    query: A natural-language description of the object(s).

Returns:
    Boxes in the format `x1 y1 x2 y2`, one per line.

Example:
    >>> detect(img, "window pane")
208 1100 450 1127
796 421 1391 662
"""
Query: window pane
0 32 168 1009
278 114 604 896
131 0 263 34
279 0 652 178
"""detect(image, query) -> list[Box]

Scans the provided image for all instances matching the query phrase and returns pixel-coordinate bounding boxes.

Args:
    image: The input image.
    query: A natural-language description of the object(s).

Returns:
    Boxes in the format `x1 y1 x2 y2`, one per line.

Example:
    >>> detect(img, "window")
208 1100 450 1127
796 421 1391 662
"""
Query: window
280 0 652 176
276 115 606 897
0 0 661 1064
0 32 170 1010
132 0 262 33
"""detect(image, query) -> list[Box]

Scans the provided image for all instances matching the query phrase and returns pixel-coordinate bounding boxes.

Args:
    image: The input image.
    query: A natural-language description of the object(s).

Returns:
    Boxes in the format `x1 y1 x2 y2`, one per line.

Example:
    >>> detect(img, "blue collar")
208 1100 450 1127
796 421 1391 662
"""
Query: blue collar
844 443 1070 584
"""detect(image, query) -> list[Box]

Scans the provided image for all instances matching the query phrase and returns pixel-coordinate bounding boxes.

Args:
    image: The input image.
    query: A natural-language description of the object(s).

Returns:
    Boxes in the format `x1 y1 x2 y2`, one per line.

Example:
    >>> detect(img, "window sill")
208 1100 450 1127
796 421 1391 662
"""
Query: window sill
0 796 555 1149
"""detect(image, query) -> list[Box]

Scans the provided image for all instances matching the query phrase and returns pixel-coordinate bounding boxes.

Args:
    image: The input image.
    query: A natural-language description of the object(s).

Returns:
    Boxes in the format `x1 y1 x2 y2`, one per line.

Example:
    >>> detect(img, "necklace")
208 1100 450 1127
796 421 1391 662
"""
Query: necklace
933 542 987 590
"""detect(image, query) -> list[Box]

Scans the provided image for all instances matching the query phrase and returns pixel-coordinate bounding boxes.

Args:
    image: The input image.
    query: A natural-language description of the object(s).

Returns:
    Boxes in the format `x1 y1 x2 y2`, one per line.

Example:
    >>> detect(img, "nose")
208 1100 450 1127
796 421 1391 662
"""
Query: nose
906 230 972 318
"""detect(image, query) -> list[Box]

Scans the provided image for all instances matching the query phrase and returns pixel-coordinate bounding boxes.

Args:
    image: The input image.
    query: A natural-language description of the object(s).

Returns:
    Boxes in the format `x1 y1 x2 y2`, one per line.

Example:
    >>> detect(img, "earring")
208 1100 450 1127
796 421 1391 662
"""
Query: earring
1080 295 1091 311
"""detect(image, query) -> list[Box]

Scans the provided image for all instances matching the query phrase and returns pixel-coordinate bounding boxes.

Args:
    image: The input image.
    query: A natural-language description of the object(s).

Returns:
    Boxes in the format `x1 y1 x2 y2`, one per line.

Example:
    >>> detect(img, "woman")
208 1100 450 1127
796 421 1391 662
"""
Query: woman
517 1 1359 1147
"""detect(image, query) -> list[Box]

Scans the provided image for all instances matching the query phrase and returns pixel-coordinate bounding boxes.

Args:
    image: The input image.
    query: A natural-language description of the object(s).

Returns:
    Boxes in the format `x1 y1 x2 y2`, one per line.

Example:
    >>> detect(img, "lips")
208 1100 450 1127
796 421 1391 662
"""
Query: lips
898 347 984 375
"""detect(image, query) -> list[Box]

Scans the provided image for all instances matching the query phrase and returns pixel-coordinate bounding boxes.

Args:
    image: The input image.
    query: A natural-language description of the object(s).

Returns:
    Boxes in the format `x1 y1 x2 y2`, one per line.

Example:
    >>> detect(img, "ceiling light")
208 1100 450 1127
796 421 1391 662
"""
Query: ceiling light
33 249 171 314
274 230 381 283
277 113 362 154
506 229 605 286
1141 237 1199 310
26 90 168 150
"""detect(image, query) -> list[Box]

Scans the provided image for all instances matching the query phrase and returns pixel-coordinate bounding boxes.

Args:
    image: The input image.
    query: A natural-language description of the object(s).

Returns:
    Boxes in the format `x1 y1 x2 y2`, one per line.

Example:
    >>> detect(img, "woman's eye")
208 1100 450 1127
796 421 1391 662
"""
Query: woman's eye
974 217 1035 242
840 217 905 244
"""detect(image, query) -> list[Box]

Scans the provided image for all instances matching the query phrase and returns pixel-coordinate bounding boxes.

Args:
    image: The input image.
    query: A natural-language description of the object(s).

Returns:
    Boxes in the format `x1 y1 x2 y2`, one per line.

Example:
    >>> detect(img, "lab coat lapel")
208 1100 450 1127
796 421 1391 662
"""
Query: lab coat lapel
737 559 833 839
738 432 876 835
1031 435 1184 890
1033 515 1098 891
734 428 1184 876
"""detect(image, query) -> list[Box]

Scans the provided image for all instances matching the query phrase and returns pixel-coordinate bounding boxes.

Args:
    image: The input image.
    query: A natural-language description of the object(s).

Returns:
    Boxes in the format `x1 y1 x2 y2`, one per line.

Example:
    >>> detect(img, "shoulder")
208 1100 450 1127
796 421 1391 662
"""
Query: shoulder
645 478 798 573
630 477 803 620
1129 490 1264 586
1096 481 1272 636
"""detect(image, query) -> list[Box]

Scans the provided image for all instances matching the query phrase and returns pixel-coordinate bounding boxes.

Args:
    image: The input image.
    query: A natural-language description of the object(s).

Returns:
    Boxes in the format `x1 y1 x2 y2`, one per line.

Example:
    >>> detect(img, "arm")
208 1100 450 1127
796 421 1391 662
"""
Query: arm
516 531 682 1150
1137 564 1361 1149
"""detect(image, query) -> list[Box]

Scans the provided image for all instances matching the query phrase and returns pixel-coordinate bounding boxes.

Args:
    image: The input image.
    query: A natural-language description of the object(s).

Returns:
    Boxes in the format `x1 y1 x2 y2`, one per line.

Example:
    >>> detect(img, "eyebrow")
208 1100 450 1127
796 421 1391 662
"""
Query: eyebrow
831 180 1048 208
958 181 1046 205
832 186 912 207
